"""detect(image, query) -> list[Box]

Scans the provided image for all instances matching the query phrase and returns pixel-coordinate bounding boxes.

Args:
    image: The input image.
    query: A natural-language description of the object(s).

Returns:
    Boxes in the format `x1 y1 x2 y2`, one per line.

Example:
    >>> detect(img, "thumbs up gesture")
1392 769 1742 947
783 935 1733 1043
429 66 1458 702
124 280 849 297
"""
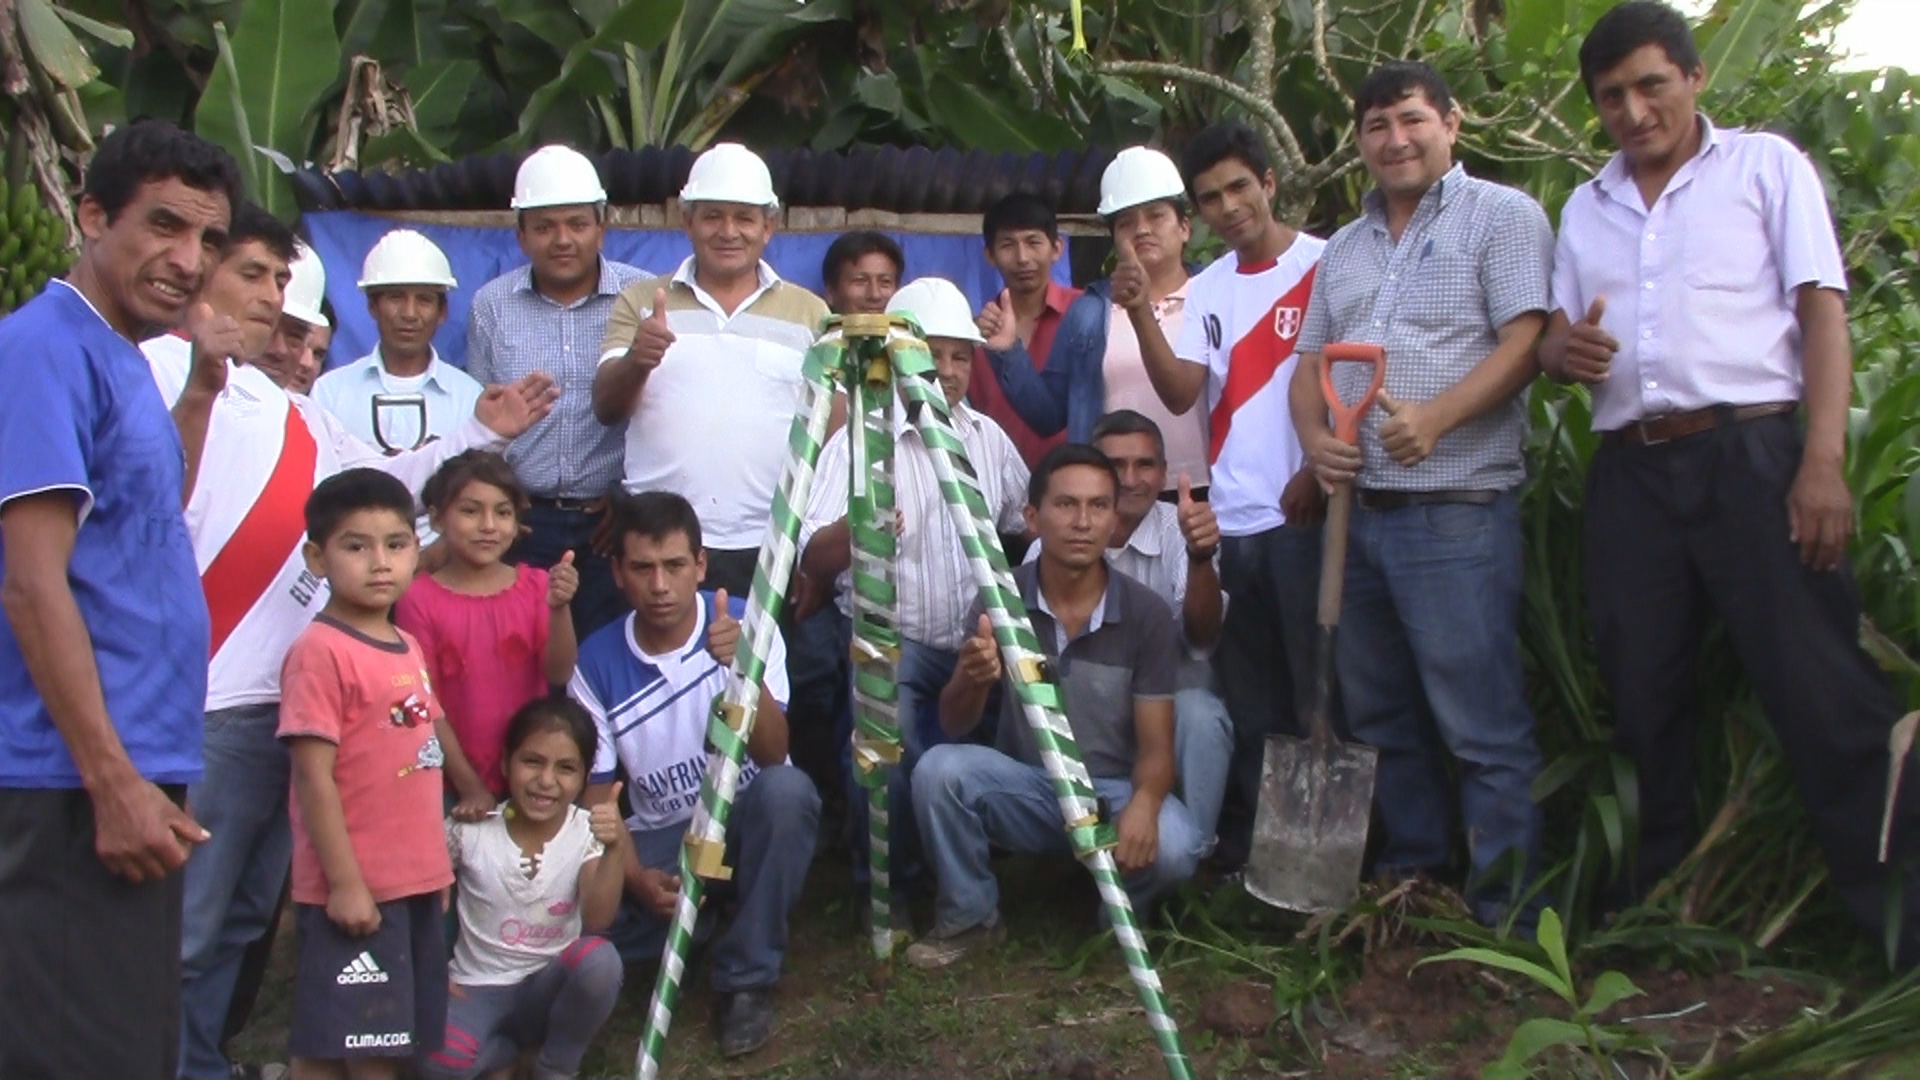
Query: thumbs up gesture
1176 474 1219 560
630 287 676 370
589 781 629 848
1109 231 1150 312
186 301 242 397
958 613 1002 687
1560 295 1617 386
976 290 1019 352
705 588 740 667
1375 392 1441 468
547 550 579 609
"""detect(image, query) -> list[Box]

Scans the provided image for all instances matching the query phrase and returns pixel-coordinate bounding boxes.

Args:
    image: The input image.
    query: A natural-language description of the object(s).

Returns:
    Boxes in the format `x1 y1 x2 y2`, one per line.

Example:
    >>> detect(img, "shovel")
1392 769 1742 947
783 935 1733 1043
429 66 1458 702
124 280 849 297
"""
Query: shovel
1245 342 1384 914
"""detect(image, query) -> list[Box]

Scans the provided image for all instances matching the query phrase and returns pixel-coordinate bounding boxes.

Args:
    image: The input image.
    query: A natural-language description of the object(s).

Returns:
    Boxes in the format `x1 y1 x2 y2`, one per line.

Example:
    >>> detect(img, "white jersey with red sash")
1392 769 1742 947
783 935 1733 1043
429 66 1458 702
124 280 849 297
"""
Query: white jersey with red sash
1175 234 1326 537
143 335 503 711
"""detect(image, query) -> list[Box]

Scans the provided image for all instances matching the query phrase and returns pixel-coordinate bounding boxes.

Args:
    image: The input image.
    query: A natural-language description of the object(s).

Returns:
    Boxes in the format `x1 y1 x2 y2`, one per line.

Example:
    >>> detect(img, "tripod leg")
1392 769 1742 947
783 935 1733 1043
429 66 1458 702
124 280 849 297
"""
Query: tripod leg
889 335 1194 1080
844 351 906 963
635 336 843 1080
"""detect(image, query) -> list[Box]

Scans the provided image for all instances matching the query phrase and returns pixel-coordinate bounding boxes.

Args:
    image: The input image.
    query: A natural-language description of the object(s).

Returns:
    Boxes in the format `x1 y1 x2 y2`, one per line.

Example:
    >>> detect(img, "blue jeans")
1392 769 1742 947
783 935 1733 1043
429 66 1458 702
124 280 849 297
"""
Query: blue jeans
512 501 622 640
1213 524 1322 863
913 744 1206 934
1338 493 1543 925
603 765 820 991
844 636 959 896
1174 686 1233 850
785 607 851 793
178 704 291 1080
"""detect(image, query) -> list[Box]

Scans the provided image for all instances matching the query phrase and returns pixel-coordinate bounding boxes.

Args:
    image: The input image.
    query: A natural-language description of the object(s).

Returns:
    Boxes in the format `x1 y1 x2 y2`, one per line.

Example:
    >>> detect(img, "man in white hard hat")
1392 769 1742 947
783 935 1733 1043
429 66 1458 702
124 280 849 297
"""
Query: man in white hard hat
312 228 482 453
140 203 560 1080
254 241 329 393
470 144 651 638
798 277 1030 925
594 142 832 598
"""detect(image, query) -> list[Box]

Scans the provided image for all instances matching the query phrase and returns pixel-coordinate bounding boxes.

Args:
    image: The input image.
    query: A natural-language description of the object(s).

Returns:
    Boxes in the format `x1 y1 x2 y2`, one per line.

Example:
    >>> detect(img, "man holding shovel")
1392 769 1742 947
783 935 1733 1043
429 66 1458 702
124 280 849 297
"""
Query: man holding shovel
1291 60 1553 928
1543 1 1920 964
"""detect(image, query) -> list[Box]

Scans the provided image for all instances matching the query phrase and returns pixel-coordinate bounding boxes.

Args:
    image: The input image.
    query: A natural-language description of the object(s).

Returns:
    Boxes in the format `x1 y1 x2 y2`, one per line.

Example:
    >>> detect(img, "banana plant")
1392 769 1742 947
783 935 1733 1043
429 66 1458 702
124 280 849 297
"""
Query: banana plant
194 0 342 217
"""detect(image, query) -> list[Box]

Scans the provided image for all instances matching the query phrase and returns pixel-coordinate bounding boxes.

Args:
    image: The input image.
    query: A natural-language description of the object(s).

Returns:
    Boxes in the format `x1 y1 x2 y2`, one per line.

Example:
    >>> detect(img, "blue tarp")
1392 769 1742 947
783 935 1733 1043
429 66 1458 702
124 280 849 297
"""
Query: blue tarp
302 211 1075 372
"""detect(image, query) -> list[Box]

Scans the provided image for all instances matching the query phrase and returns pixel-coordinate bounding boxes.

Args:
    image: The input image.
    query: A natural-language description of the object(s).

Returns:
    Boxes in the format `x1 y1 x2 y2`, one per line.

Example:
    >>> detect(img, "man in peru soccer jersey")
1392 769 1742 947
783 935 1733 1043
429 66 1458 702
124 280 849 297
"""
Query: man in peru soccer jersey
142 204 559 1080
1131 121 1328 869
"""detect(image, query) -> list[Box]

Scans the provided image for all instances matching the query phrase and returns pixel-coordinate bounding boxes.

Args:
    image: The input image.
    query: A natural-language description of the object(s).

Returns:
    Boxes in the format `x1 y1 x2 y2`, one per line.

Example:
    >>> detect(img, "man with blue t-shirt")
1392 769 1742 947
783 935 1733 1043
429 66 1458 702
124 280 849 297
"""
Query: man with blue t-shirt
0 121 241 1079
573 491 818 1060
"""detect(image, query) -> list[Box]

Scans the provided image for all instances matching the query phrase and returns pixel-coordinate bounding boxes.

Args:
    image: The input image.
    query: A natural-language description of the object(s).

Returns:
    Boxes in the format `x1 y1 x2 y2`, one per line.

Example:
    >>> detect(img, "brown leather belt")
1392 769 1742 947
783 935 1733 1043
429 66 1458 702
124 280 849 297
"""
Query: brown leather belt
1355 488 1500 511
1606 402 1798 447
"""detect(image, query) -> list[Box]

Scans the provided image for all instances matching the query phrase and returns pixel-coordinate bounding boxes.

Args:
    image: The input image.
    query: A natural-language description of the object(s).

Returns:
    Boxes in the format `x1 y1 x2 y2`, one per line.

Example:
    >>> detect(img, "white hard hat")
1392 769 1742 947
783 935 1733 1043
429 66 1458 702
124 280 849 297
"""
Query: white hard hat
284 242 329 328
1097 146 1186 218
357 229 457 290
887 278 983 345
679 142 779 209
512 145 608 210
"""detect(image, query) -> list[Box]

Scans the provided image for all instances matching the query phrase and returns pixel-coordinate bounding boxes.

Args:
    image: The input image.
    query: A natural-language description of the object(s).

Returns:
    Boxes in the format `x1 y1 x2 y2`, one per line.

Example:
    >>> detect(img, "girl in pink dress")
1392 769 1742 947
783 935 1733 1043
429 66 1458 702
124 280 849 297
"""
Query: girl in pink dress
399 451 579 821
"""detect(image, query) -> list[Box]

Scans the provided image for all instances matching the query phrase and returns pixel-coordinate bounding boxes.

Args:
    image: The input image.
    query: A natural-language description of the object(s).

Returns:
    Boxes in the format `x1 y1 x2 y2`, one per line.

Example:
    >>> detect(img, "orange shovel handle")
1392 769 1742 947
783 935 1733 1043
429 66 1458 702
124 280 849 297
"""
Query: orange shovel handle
1320 342 1386 445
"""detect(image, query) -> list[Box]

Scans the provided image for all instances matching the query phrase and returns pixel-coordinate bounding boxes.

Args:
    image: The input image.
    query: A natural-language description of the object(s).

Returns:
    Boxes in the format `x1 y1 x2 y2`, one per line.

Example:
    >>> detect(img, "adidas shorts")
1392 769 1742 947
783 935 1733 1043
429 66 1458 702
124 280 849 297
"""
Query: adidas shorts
289 893 448 1060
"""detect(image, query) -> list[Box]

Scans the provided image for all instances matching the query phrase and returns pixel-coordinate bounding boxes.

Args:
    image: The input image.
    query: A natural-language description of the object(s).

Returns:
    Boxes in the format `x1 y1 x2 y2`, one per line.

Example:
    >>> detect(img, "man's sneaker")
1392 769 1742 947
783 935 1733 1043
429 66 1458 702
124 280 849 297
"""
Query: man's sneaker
903 920 1006 970
715 988 776 1059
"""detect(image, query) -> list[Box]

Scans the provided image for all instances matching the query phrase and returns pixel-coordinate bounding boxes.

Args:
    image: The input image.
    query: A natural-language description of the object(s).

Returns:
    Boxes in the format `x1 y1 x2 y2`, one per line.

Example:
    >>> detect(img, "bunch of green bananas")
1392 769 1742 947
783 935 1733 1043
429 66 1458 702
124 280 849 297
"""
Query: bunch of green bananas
0 178 71 316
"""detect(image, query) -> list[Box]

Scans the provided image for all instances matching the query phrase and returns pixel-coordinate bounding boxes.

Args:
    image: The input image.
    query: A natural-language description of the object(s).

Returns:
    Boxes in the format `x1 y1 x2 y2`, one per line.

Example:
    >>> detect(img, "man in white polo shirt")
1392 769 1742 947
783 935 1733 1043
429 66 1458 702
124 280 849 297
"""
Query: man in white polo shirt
592 143 831 596
143 204 559 1080
312 228 482 452
575 491 817 1059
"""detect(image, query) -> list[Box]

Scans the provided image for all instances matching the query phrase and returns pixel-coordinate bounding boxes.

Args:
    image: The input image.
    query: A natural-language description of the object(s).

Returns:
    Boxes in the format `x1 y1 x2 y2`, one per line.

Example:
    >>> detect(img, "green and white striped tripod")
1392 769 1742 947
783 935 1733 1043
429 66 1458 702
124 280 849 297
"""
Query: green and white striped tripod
634 313 1192 1080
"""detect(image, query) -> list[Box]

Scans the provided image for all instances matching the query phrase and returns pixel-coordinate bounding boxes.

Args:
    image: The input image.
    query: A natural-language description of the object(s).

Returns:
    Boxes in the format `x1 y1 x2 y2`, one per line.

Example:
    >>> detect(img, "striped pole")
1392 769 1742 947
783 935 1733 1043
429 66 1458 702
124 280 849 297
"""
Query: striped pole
886 330 1194 1080
634 330 843 1080
843 332 907 963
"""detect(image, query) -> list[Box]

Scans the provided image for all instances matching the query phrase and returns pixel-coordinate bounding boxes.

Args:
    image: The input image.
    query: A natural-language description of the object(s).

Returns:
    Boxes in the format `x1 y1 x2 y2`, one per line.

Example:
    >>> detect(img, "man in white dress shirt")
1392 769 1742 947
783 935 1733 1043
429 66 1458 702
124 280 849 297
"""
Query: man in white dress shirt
1541 0 1919 964
798 277 1030 910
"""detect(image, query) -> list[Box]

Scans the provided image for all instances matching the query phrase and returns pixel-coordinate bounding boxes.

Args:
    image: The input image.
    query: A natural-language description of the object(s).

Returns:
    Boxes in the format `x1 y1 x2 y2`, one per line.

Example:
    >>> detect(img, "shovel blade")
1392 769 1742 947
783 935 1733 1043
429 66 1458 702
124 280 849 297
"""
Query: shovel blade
1245 731 1378 914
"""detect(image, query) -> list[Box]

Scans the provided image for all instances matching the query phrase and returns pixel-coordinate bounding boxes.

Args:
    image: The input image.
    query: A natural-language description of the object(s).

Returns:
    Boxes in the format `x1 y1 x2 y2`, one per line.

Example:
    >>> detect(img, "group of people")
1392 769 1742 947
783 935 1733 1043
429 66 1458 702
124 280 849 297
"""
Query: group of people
3 3 1918 1079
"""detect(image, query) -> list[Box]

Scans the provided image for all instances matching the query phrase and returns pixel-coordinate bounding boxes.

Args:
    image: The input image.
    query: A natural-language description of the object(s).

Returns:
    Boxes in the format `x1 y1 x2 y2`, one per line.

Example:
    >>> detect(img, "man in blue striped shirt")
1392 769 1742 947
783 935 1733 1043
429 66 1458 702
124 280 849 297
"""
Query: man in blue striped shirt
468 145 650 636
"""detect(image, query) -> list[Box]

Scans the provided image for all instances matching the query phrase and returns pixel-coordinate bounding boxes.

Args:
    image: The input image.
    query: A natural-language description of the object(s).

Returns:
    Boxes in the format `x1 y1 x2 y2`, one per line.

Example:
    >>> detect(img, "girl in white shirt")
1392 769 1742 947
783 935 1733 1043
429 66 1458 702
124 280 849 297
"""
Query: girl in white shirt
422 699 628 1080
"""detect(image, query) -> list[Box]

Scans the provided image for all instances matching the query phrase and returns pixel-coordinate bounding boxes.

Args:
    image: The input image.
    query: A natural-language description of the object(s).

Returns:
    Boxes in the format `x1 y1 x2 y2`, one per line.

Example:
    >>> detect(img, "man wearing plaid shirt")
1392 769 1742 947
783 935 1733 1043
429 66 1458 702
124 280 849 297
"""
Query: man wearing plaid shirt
1290 61 1552 927
468 146 650 637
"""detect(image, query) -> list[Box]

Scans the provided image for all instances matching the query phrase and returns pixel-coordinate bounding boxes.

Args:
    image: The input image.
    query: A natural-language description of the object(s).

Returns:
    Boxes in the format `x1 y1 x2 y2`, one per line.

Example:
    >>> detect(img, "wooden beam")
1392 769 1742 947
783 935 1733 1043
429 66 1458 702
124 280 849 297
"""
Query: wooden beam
315 204 1108 236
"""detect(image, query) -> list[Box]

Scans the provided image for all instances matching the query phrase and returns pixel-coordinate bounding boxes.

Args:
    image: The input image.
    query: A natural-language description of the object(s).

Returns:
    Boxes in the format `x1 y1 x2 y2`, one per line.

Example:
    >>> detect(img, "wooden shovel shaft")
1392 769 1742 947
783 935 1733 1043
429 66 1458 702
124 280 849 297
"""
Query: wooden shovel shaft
1305 482 1355 748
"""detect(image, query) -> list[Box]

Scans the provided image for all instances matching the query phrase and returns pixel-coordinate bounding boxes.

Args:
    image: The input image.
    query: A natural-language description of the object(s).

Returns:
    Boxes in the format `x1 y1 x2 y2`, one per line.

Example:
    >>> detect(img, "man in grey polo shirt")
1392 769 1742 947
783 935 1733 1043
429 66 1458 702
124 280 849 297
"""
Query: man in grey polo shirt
908 444 1204 969
1289 60 1552 926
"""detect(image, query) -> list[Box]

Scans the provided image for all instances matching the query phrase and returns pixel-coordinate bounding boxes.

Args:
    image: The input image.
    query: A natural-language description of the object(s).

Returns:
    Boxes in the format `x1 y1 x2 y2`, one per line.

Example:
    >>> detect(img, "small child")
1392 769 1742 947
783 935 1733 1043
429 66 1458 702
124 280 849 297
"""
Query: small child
397 451 579 822
279 468 454 1078
422 699 628 1080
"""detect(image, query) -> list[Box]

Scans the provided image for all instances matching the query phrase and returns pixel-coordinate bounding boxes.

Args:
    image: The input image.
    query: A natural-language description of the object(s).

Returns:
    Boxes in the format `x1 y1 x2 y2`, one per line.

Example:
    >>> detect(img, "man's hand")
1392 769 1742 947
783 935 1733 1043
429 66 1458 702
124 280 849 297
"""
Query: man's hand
92 779 209 883
449 782 498 823
1114 797 1160 874
589 782 629 849
548 550 579 609
1376 394 1443 468
1306 428 1364 489
706 588 740 667
326 880 382 937
1788 457 1853 572
475 372 560 437
1175 475 1219 559
976 290 1018 352
958 614 1001 686
1280 466 1327 524
1557 296 1616 385
185 302 242 398
635 867 681 919
630 288 676 370
1109 233 1150 312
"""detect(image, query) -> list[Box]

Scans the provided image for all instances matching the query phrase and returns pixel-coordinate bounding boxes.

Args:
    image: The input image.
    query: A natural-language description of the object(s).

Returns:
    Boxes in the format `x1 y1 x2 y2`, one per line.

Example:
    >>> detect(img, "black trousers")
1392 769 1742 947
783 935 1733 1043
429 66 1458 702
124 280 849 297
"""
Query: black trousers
0 785 187 1079
1585 413 1920 961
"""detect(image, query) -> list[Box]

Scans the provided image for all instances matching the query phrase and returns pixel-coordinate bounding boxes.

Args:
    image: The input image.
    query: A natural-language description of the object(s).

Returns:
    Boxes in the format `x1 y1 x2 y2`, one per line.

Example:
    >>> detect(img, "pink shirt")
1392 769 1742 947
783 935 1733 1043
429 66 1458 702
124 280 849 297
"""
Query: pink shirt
279 618 455 905
1102 285 1208 489
395 567 552 796
1550 116 1847 431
